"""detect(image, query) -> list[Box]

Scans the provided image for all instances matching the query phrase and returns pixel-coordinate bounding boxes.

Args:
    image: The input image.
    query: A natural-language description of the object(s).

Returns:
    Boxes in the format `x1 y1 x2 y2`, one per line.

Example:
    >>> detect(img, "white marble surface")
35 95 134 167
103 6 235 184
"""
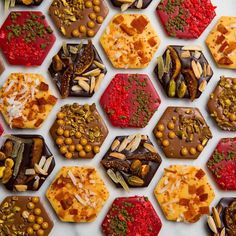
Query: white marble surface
0 0 236 235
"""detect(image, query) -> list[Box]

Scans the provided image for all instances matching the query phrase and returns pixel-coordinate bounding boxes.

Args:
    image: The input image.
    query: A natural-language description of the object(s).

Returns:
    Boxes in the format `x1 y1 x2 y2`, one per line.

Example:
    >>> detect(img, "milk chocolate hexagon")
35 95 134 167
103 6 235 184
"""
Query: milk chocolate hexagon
154 45 213 100
207 137 236 190
0 134 55 192
154 165 215 223
156 0 216 39
102 196 162 236
46 166 109 222
0 11 55 66
206 17 236 69
153 107 212 159
101 134 162 191
0 73 57 129
207 77 236 131
100 14 160 69
50 103 108 159
49 0 109 38
100 74 161 128
0 196 53 235
48 40 107 98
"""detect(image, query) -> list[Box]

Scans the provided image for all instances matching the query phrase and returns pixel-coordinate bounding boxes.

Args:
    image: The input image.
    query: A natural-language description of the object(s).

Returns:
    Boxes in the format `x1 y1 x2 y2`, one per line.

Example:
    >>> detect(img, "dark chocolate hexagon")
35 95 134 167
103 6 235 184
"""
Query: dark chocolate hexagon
0 135 55 192
207 137 236 190
207 77 236 131
109 0 152 10
207 198 236 235
0 11 55 66
156 0 216 39
49 0 109 38
102 196 162 236
153 107 212 159
101 134 162 190
100 74 161 128
0 196 54 235
50 103 108 159
154 45 213 100
48 40 107 98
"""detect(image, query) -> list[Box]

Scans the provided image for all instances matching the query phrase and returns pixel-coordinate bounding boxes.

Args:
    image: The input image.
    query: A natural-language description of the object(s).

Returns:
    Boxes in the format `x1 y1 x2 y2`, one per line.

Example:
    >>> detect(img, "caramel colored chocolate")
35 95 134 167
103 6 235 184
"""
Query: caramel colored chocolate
49 0 109 38
50 103 108 159
207 198 236 236
101 134 162 190
0 196 53 235
207 77 236 131
153 107 212 159
0 135 55 192
154 45 213 100
48 40 107 98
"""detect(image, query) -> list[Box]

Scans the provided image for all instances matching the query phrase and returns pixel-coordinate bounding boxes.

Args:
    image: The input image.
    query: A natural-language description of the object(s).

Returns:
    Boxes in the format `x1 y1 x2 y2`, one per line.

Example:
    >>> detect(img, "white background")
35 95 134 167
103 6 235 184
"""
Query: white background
0 0 235 235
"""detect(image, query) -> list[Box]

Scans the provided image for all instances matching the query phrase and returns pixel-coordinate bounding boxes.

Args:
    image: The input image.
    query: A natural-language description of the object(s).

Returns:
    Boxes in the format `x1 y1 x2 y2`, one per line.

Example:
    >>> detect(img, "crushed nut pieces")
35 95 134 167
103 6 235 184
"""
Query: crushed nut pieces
50 103 108 159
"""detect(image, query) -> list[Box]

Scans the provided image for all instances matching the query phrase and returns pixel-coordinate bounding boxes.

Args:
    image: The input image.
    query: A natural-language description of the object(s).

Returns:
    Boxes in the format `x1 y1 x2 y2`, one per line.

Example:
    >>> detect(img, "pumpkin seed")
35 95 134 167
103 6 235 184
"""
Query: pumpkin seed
128 176 144 186
168 79 176 97
178 81 187 98
157 56 165 80
164 49 171 73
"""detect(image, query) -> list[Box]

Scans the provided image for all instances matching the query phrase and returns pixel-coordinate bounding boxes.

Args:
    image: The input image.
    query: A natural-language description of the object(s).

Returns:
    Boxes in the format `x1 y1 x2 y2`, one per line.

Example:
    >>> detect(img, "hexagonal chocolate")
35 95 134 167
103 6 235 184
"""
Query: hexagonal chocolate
110 0 152 11
100 74 161 128
0 134 55 192
207 77 236 131
102 196 162 236
207 137 236 190
206 17 236 69
46 166 109 222
101 134 162 191
154 165 215 223
5 0 44 7
154 45 213 100
156 0 216 39
0 196 53 235
0 73 57 129
49 0 109 38
50 103 108 159
153 107 212 159
207 198 236 235
48 40 107 98
100 14 160 68
0 11 55 66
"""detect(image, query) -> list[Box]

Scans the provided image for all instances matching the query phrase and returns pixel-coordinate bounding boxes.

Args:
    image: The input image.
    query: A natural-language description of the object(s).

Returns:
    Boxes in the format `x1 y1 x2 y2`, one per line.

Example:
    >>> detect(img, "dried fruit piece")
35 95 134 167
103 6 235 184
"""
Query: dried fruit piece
168 46 181 80
177 81 187 98
183 69 198 100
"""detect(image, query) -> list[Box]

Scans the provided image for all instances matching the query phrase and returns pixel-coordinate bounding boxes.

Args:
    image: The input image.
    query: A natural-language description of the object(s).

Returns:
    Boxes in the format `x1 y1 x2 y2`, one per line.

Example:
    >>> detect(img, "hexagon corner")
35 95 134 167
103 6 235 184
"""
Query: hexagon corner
100 74 161 128
100 14 160 69
46 166 109 222
48 40 107 98
154 165 215 223
49 0 109 38
0 11 55 66
0 196 54 235
207 76 236 131
100 134 162 190
0 134 55 192
102 196 162 236
153 107 212 159
154 45 213 100
207 137 236 190
109 0 153 10
0 73 57 129
206 16 236 69
156 0 216 39
50 103 108 159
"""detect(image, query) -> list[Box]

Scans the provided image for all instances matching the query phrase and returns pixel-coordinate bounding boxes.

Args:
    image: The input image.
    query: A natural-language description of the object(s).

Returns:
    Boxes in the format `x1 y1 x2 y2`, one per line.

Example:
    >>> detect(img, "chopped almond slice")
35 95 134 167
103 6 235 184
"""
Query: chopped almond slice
217 24 228 34
34 163 48 175
120 23 136 36
47 95 57 105
148 37 157 47
33 176 40 190
215 34 225 44
25 169 36 175
15 185 28 192
218 41 229 53
218 56 233 65
131 15 148 33
195 169 205 179
43 156 53 172
38 156 46 168
68 170 77 186
113 15 124 24
38 82 49 91
74 194 86 206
